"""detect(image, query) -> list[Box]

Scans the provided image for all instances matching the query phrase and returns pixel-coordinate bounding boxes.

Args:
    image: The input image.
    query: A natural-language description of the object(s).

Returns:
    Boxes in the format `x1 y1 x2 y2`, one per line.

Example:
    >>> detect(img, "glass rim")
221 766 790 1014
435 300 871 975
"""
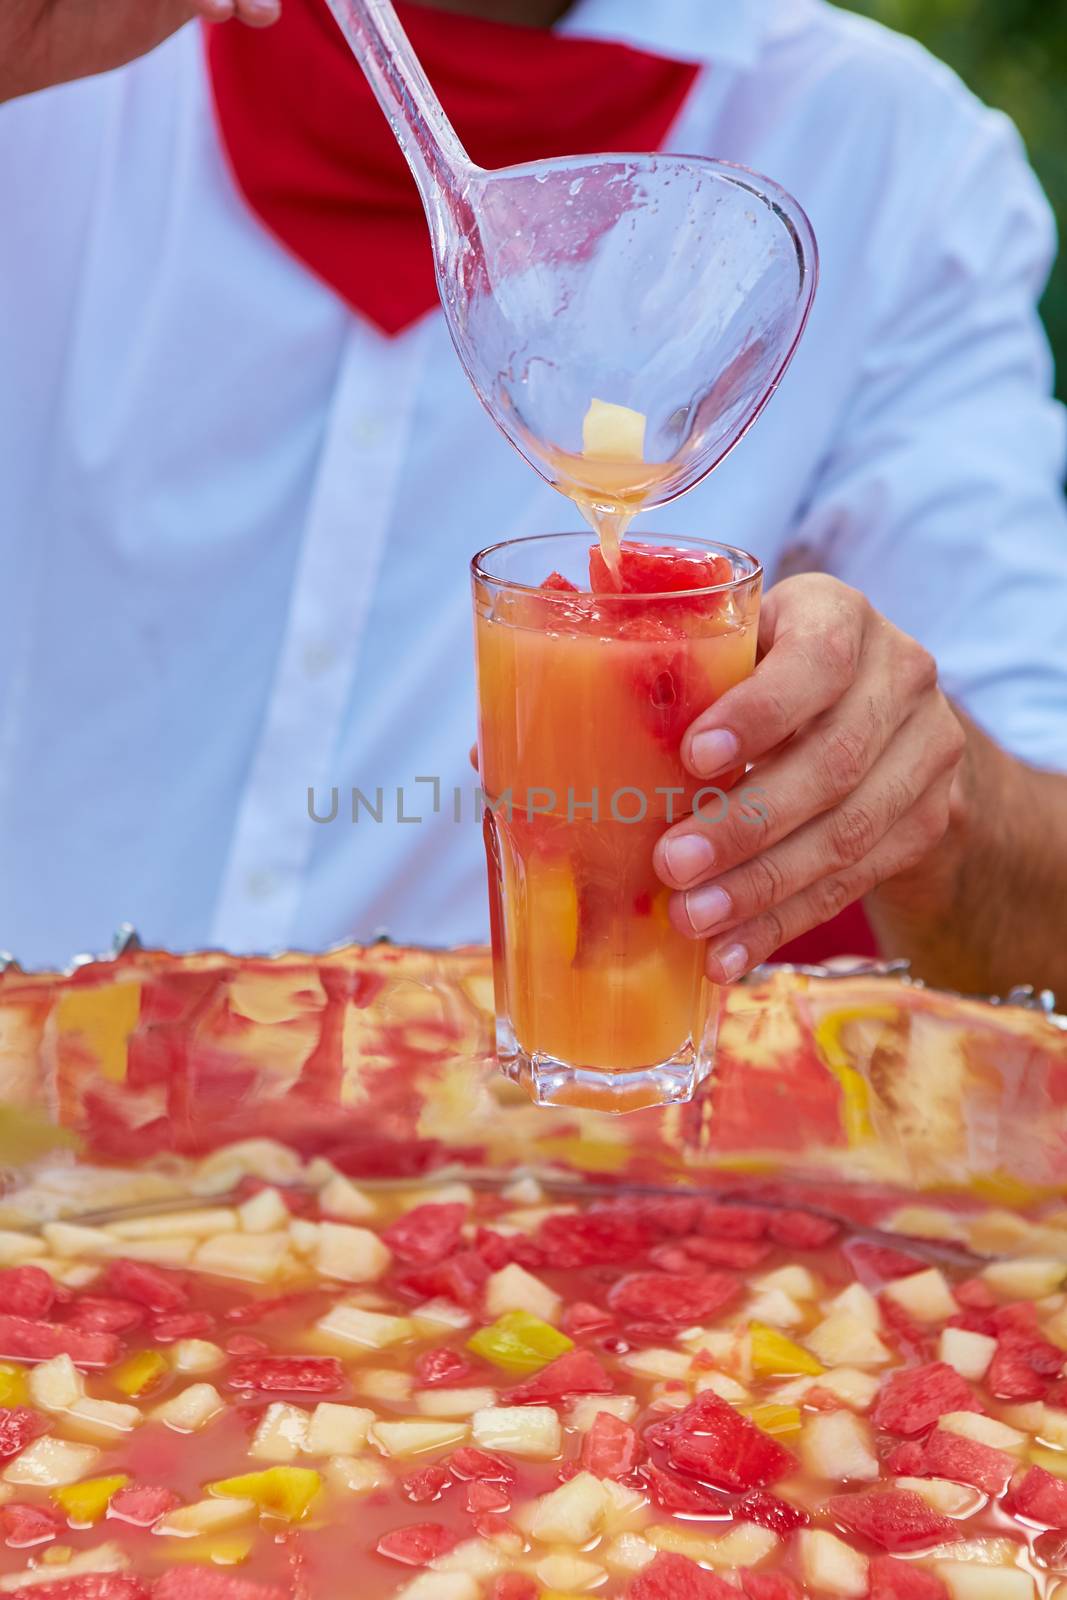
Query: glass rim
471 532 763 602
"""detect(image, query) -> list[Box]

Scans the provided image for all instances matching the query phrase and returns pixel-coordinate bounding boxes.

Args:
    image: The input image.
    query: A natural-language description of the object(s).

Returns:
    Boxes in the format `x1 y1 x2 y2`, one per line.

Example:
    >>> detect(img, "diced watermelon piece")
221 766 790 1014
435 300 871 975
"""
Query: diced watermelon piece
382 1203 468 1266
872 1362 980 1437
627 1552 738 1599
537 1210 652 1269
699 1203 772 1240
893 1428 1015 1494
415 1348 473 1388
395 1250 490 1309
376 1522 459 1565
1046 1378 1067 1408
945 1309 997 1338
226 1356 344 1393
736 1489 810 1535
766 1210 839 1248
634 1197 702 1236
741 1575 804 1600
608 1271 741 1329
846 1242 932 1283
0 1407 49 1459
151 1312 215 1343
868 1557 949 1599
505 1349 614 1405
580 1412 640 1478
992 1302 1040 1334
988 1329 1065 1401
0 1315 121 1370
1005 1464 1067 1528
589 543 733 598
19 1580 147 1600
224 1334 269 1357
67 1297 145 1335
108 1484 181 1526
223 1293 316 1326
679 1236 774 1270
561 1302 614 1340
0 1500 64 1546
827 1489 959 1552
659 1391 796 1493
464 1479 510 1515
154 1574 284 1600
638 1463 729 1516
491 1577 537 1600
1034 1528 1067 1567
103 1259 188 1313
953 1277 997 1311
540 571 579 593
446 1448 515 1484
401 1464 452 1504
879 1294 933 1361
0 1267 57 1319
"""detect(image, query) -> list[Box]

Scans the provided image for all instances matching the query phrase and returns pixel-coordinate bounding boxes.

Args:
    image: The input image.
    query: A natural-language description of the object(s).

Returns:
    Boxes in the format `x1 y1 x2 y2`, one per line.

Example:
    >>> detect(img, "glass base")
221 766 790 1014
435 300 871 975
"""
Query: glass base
498 1030 711 1114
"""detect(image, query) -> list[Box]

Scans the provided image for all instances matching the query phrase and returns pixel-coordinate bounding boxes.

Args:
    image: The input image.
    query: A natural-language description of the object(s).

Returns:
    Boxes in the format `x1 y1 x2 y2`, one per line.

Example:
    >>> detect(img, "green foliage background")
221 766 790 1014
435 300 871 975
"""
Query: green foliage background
837 0 1067 403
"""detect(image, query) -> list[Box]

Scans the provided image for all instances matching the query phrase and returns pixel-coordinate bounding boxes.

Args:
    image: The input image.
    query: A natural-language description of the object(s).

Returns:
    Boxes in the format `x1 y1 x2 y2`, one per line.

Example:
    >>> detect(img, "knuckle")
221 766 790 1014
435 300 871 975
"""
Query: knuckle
825 798 880 865
909 644 939 695
811 873 856 925
818 623 862 685
746 850 790 911
818 723 870 798
750 903 788 961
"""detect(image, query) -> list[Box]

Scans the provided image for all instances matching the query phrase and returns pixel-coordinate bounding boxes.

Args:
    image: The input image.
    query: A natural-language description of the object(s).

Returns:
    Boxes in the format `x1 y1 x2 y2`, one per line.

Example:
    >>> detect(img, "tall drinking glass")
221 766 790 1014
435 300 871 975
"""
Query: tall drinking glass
472 533 763 1112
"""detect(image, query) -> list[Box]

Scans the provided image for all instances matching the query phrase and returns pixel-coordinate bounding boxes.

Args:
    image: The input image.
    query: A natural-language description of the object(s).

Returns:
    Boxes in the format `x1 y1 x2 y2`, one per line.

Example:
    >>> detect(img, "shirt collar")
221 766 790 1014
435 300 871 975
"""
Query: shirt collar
557 0 773 69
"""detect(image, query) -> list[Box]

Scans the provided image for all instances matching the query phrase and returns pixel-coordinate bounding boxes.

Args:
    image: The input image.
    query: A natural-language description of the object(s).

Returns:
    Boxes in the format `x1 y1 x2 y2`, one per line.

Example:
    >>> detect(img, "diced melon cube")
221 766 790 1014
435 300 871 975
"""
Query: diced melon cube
1001 1402 1046 1433
194 1231 289 1283
430 1538 504 1578
250 1403 310 1462
746 1289 804 1329
472 1406 561 1459
814 1367 881 1412
599 1478 649 1534
305 1403 374 1457
935 1563 1035 1599
394 1574 478 1600
193 1140 304 1193
602 1533 657 1575
172 1339 225 1374
941 1412 1026 1452
412 1300 472 1333
619 1348 692 1381
884 1268 959 1323
484 1264 560 1325
315 1223 390 1284
677 1327 752 1380
3 1438 100 1487
151 1383 224 1433
754 1265 820 1299
158 1497 257 1537
288 1220 320 1257
799 1529 869 1597
940 1327 997 1382
1040 1408 1067 1449
693 1370 750 1403
119 1237 197 1267
0 1541 129 1590
531 1472 607 1544
354 1368 412 1403
806 1311 891 1368
107 1208 235 1240
582 397 646 461
66 1397 142 1439
534 1552 606 1591
801 1410 879 1482
886 1206 969 1242
52 1474 130 1525
238 1188 291 1234
208 1465 321 1522
0 1232 40 1267
1030 1446 1067 1478
41 1224 116 1260
372 1420 468 1459
501 1177 544 1206
324 1455 391 1495
319 1175 376 1222
315 1303 414 1352
29 1261 98 1290
895 1476 982 1516
28 1355 84 1412
828 1283 881 1329
982 1259 1067 1300
415 1388 497 1419
568 1395 638 1432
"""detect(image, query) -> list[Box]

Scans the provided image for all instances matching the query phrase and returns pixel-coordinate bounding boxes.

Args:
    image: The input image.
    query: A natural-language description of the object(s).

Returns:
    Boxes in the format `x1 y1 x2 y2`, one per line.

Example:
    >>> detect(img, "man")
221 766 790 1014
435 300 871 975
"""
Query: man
1 0 1065 991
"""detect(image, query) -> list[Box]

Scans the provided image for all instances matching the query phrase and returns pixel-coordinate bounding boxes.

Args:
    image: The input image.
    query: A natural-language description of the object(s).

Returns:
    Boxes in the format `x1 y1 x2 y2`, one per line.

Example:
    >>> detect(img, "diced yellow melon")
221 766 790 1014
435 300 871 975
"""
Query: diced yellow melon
471 1405 561 1459
28 1355 84 1412
314 1303 414 1352
801 1410 879 1482
746 1289 804 1329
1029 1445 1067 1478
885 1207 969 1242
798 1529 869 1597
154 1533 254 1566
429 1538 504 1578
66 1397 142 1439
939 1327 997 1382
324 1455 391 1495
530 1472 607 1544
828 1283 881 1329
158 1497 257 1537
412 1300 473 1334
619 1348 692 1381
884 1268 959 1323
806 1311 891 1368
41 1224 116 1260
1039 1407 1067 1449
0 1541 129 1590
194 1231 289 1283
393 1574 478 1600
534 1552 606 1592
118 1237 197 1268
288 1220 320 1257
372 1420 469 1459
106 1208 235 1240
111 1349 168 1398
193 1139 304 1193
935 1562 1035 1599
208 1466 321 1522
305 1402 374 1457
501 1177 544 1206
982 1259 1067 1300
0 1367 26 1407
500 1205 576 1234
941 1412 1026 1452
3 1438 100 1487
171 1339 225 1375
51 1475 129 1525
751 1324 823 1378
237 1188 290 1234
602 1533 657 1575
895 1476 983 1516
32 1261 99 1290
693 1370 750 1403
567 1395 638 1431
0 1232 40 1266
703 1523 779 1567
319 1175 376 1223
354 1368 413 1404
754 1265 820 1299
315 1222 391 1283
415 1388 497 1419
599 1478 649 1534
151 1383 224 1432
484 1264 560 1325
249 1403 309 1463
582 398 646 462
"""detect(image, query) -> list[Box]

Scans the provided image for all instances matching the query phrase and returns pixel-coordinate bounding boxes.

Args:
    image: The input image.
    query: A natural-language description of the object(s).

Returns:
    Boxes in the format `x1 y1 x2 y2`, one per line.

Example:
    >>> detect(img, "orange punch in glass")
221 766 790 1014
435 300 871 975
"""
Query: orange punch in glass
472 532 762 1112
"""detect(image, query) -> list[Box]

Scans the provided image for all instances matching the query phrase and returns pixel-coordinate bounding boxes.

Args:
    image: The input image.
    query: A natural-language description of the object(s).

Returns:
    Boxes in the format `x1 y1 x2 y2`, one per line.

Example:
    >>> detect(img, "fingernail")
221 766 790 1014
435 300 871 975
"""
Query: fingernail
663 832 714 886
710 941 748 982
685 883 732 935
245 0 279 17
690 728 740 777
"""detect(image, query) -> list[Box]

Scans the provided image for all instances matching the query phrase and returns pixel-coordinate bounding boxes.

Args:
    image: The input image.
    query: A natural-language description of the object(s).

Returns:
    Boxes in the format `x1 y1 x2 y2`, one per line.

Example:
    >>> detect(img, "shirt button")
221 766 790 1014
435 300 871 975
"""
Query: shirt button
244 870 278 901
302 641 338 677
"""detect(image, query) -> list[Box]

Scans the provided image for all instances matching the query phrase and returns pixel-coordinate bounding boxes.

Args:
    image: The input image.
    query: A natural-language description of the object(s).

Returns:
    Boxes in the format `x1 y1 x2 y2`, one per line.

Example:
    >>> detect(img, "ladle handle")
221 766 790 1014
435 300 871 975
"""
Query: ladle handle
321 0 477 208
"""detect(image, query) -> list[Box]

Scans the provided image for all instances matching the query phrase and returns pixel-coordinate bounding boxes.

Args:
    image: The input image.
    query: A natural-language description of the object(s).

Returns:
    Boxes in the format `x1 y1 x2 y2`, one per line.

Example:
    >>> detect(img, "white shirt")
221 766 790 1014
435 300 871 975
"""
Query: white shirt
1 0 1065 970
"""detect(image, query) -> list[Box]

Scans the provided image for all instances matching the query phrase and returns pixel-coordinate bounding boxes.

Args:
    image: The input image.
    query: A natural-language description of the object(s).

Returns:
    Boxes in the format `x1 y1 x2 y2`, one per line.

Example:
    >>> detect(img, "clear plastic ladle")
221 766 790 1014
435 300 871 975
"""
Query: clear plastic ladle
323 0 818 522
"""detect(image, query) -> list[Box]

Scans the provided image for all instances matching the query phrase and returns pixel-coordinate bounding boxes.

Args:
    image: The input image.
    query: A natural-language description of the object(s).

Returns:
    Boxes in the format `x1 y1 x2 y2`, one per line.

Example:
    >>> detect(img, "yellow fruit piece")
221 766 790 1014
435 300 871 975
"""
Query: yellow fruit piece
0 1365 27 1406
813 1005 899 1146
750 1323 824 1378
1030 1446 1067 1479
582 398 647 462
52 1474 129 1524
740 1403 803 1438
158 1534 255 1566
112 1349 169 1398
526 858 580 966
208 1466 321 1523
467 1311 573 1375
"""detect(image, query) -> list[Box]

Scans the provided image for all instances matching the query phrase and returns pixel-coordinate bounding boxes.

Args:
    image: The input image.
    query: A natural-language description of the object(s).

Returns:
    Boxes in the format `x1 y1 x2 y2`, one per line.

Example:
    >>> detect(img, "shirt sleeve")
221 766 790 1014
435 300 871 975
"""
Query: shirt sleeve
795 104 1067 773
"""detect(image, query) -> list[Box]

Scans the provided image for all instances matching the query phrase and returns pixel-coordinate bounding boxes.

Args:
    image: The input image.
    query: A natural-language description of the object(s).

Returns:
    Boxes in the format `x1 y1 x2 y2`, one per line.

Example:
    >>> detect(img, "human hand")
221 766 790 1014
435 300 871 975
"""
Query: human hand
1 0 279 104
653 574 966 981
